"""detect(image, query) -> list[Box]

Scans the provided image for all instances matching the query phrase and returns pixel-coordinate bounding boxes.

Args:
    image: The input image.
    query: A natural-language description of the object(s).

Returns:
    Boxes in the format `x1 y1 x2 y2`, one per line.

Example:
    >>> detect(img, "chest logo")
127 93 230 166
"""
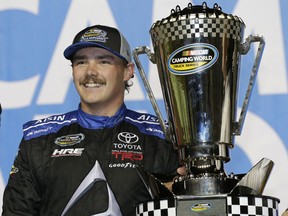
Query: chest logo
54 133 85 146
118 132 139 144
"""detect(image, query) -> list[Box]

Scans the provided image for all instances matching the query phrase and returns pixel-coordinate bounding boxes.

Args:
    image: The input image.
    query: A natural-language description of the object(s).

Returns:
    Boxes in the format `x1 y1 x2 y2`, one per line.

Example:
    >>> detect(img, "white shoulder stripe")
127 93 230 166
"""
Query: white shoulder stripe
23 118 77 132
125 116 161 125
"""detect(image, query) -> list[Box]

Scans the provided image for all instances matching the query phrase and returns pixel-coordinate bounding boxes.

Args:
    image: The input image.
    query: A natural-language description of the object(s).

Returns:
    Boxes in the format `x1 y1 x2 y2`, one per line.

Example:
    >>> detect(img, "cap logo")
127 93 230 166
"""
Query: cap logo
81 28 108 43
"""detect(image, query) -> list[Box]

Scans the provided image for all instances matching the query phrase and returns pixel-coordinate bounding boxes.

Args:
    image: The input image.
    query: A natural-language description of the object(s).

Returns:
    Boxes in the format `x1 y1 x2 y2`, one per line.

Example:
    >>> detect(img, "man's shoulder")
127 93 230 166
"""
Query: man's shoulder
125 109 160 124
23 110 78 140
124 109 166 139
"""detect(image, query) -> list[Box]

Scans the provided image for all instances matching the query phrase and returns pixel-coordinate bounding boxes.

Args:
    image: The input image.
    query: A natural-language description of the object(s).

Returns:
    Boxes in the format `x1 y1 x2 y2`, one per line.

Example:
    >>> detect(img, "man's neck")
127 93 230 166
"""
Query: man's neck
80 102 124 117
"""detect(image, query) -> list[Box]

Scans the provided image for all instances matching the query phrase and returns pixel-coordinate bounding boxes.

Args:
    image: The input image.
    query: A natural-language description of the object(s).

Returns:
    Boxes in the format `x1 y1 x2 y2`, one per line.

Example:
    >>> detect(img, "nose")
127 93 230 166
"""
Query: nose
85 60 99 76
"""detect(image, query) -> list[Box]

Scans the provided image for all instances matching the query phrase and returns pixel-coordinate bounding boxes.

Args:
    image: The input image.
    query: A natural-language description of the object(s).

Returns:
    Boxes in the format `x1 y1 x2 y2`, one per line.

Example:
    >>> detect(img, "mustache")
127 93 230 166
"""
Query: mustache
80 75 106 85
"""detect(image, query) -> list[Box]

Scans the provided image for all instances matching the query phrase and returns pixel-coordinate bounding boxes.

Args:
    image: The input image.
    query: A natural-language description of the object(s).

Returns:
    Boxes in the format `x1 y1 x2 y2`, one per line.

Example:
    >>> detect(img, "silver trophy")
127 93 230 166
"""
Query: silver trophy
134 2 279 216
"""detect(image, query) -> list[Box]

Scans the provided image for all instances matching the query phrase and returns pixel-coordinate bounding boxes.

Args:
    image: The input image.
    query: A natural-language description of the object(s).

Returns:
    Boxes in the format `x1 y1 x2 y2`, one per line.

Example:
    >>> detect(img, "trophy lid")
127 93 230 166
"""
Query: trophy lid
151 2 245 28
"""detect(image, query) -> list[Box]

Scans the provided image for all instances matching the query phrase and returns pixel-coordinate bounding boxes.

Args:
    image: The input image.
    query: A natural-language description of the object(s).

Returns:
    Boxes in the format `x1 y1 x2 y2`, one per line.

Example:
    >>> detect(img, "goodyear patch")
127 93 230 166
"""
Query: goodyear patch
54 133 85 147
168 43 219 75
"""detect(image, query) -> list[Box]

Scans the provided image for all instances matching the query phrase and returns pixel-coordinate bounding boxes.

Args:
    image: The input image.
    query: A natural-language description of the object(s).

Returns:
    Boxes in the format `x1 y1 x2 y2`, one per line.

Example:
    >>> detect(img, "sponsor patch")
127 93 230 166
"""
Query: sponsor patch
109 162 136 169
51 148 84 157
10 165 19 175
168 43 219 75
54 133 85 146
191 203 212 212
117 132 139 144
111 132 143 162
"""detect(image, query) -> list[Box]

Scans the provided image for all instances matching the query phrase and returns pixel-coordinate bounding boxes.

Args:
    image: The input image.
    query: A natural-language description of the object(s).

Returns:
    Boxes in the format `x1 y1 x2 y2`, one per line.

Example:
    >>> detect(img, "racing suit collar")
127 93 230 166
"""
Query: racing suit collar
77 104 127 129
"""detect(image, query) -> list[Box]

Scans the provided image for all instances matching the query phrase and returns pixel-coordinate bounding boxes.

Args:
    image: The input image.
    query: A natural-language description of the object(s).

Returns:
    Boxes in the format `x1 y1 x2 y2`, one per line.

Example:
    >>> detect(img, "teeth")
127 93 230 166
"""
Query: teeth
84 83 104 88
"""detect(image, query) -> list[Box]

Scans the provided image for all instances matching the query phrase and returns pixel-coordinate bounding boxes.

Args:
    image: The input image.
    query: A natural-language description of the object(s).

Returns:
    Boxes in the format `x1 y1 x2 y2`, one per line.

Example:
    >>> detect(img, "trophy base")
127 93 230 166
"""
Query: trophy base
172 176 239 195
136 194 280 216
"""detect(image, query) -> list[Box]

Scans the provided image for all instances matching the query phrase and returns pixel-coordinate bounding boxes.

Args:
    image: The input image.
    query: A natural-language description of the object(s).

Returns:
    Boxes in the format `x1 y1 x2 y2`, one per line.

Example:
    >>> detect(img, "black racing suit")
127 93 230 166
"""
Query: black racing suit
2 104 179 216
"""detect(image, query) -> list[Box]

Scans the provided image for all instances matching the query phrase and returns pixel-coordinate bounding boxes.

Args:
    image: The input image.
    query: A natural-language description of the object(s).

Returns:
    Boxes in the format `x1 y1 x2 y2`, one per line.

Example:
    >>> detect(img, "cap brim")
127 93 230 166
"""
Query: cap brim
63 41 127 62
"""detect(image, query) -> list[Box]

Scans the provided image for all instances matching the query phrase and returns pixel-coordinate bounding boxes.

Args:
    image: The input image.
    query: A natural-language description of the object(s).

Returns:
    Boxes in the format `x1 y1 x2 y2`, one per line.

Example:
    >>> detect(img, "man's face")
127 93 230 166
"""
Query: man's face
72 47 133 116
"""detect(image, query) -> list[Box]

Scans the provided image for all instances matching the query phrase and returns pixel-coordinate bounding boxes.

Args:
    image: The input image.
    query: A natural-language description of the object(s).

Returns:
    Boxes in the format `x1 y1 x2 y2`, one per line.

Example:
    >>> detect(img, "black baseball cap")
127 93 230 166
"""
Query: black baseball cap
64 25 132 62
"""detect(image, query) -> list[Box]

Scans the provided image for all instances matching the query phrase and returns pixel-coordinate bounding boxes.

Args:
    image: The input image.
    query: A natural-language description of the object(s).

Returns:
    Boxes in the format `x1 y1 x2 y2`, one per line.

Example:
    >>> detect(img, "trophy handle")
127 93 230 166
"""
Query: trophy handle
132 46 172 141
234 35 266 135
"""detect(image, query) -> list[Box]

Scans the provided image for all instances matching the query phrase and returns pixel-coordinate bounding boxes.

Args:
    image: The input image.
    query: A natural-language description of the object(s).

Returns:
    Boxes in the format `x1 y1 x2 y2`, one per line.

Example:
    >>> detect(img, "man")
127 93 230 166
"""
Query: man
2 25 182 215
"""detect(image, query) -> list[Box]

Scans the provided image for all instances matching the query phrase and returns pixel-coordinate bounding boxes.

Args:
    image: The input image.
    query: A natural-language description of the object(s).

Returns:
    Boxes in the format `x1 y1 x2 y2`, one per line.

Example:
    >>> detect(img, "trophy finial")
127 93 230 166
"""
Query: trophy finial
202 2 207 9
213 3 222 11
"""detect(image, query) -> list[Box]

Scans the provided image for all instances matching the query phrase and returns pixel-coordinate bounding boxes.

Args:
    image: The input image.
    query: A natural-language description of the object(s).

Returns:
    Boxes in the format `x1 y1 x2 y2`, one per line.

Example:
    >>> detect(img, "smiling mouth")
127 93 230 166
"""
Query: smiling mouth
84 82 105 88
82 80 106 88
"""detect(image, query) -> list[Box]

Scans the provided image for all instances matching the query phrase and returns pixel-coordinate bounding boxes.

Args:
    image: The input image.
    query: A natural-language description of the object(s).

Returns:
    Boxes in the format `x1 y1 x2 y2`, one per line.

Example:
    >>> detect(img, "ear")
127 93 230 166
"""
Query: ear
123 62 135 81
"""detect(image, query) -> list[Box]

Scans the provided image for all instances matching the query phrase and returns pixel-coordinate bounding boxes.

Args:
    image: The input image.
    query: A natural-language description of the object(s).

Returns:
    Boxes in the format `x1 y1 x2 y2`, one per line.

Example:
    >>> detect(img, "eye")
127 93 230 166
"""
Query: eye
73 60 86 66
99 60 111 65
